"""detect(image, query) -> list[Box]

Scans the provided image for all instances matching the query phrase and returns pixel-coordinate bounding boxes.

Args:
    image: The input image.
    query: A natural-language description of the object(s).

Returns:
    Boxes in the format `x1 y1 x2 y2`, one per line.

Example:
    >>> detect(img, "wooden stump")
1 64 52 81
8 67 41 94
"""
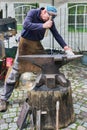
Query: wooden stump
27 81 75 130
18 54 83 129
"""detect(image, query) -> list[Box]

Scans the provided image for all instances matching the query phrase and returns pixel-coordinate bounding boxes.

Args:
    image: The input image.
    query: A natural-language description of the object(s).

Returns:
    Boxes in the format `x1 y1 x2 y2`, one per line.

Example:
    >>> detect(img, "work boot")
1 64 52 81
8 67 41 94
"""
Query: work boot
0 99 7 112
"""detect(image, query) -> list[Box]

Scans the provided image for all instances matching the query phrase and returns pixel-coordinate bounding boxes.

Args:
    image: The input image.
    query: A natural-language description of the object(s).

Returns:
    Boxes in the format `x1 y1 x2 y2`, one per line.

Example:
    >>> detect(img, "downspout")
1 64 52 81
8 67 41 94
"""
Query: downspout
5 3 8 18
51 0 54 53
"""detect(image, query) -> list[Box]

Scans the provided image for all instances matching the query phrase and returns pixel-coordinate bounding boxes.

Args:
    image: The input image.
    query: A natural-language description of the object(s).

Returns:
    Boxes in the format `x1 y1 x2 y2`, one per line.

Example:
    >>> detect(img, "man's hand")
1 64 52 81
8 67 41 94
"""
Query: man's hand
64 46 75 55
43 20 53 29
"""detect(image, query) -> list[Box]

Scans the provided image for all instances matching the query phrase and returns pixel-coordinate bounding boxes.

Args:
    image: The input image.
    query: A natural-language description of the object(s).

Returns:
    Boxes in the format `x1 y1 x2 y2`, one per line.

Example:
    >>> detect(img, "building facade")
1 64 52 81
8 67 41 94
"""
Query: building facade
0 0 87 52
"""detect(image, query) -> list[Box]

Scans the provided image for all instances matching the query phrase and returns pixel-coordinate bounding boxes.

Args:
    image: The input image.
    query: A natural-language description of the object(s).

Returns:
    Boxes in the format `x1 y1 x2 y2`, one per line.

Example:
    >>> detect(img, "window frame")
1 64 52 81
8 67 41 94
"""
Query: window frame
14 3 39 31
68 3 87 32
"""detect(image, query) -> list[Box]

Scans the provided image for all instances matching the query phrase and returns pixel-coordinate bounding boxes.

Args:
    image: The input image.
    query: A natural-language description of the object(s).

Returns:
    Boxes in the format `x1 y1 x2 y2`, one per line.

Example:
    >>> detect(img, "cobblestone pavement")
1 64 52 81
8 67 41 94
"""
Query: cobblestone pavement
0 59 87 130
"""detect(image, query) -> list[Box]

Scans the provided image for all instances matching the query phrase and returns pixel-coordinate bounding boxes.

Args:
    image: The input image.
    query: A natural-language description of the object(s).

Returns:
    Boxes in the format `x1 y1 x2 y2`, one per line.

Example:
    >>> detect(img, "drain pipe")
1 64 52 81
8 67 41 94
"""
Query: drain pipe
51 0 54 54
5 3 8 18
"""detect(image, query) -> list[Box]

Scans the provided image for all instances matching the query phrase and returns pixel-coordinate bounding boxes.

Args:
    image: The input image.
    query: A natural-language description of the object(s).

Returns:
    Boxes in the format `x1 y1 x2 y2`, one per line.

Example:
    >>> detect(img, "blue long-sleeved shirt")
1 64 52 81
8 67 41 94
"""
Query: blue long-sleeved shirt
21 7 67 48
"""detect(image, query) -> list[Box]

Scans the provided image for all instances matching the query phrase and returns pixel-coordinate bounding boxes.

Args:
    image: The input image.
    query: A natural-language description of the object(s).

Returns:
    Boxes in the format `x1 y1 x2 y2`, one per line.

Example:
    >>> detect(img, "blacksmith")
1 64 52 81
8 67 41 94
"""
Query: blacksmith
0 6 74 112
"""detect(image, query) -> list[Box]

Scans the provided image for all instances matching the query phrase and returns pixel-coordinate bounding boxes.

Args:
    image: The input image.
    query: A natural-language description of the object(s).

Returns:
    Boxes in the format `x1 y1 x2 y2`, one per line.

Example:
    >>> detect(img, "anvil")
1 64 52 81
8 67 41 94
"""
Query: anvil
18 54 82 89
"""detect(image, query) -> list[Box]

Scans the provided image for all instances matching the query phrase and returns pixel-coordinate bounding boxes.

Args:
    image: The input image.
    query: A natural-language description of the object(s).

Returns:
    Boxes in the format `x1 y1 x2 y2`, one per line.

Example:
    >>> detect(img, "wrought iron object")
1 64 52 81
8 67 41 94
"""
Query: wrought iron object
18 54 82 89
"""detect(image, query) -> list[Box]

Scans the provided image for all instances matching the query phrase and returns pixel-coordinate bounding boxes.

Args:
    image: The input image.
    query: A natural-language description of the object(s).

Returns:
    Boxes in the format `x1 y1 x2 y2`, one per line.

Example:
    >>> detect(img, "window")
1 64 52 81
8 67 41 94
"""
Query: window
14 3 39 31
68 3 87 32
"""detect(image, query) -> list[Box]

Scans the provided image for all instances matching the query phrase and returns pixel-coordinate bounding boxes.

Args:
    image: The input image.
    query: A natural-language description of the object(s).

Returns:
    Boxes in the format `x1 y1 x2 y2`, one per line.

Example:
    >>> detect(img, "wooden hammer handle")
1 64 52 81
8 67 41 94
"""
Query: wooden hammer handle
44 15 52 37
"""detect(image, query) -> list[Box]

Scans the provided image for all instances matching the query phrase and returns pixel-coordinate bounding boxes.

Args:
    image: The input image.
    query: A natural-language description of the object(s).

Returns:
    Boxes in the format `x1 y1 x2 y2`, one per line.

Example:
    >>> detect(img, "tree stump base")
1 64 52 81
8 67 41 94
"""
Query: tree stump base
27 80 75 129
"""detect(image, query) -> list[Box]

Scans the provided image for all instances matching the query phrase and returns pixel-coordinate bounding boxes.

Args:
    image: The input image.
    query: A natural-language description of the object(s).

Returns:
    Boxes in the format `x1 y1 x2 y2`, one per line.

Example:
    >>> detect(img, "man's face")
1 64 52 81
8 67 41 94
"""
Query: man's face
40 9 50 21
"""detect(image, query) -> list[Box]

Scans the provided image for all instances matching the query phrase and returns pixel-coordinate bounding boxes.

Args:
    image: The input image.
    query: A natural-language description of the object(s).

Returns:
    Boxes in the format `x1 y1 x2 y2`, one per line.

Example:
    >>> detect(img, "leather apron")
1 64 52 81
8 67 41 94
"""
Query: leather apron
18 37 47 73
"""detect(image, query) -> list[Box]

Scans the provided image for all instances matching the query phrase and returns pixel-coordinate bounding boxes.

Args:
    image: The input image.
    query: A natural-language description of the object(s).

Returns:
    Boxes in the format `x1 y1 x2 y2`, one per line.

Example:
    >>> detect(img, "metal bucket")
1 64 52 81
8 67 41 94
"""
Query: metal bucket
81 51 87 65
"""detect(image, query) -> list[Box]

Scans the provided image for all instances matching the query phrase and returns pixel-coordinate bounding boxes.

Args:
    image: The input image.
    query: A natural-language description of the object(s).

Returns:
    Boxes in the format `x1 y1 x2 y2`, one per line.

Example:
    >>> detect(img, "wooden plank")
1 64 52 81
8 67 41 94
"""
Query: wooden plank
17 102 32 130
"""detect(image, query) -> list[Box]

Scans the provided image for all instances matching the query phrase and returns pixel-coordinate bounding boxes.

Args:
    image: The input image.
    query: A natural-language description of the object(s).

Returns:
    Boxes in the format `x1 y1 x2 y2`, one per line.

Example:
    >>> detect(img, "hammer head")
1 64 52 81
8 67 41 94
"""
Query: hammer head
47 11 57 16
46 6 57 19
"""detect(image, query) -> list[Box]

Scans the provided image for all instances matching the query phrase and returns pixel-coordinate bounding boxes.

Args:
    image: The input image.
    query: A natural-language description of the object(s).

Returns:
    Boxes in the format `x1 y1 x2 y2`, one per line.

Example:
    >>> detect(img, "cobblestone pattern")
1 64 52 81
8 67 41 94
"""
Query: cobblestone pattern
0 60 87 130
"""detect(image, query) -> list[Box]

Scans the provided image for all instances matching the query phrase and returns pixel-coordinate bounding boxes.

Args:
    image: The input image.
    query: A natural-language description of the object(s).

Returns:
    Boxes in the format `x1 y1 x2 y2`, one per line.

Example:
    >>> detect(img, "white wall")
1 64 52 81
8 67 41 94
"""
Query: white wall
0 1 87 51
8 2 15 18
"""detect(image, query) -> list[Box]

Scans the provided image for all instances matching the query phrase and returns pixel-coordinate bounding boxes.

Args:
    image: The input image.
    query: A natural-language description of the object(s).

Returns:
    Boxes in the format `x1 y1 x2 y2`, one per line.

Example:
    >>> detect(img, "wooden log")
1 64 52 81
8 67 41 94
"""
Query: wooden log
27 81 75 129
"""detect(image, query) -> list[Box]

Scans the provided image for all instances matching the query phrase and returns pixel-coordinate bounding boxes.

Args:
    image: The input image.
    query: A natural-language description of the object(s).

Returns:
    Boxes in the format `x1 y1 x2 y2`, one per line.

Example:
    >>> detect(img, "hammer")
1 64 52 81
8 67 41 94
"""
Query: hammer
56 101 59 130
45 11 57 37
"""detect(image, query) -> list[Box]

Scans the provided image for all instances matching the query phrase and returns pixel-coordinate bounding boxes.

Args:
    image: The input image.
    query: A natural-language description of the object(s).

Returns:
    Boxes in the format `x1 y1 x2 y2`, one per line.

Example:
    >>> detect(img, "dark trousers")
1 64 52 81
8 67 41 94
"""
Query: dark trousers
1 37 46 101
